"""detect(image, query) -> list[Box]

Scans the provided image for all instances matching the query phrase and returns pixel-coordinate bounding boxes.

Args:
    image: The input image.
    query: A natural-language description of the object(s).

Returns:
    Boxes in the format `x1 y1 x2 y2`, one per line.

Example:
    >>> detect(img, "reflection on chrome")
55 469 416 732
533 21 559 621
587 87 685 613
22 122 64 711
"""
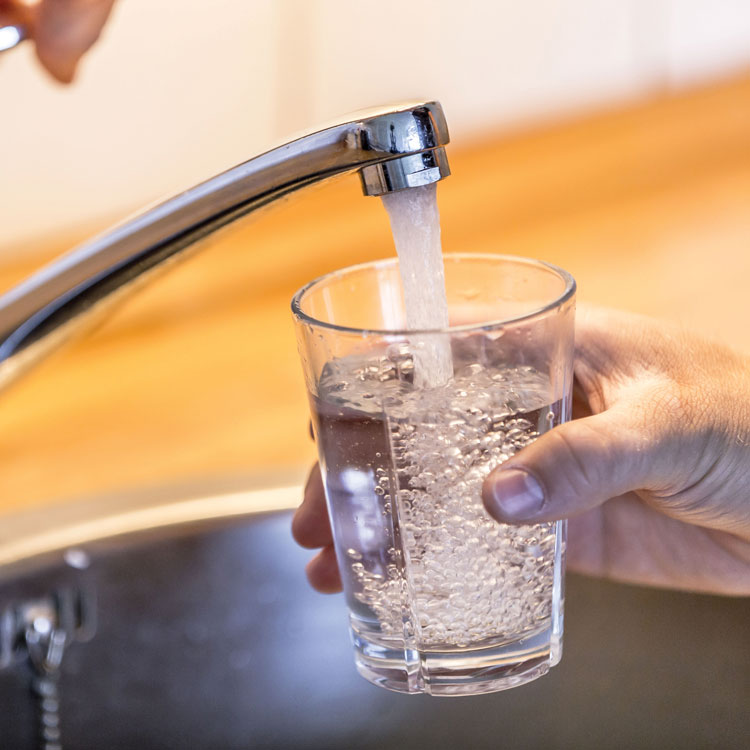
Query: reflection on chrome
0 25 24 53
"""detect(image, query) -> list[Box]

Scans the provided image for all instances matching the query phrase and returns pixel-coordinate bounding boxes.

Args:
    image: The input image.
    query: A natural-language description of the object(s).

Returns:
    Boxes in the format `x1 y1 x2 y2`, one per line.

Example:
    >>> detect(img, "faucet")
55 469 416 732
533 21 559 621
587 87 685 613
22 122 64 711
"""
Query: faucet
0 101 450 390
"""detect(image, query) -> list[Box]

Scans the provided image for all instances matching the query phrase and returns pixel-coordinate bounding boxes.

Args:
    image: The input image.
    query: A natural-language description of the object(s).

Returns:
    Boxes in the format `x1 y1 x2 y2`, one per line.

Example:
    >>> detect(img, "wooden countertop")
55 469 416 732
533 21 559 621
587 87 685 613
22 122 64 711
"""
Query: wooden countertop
2 74 750 516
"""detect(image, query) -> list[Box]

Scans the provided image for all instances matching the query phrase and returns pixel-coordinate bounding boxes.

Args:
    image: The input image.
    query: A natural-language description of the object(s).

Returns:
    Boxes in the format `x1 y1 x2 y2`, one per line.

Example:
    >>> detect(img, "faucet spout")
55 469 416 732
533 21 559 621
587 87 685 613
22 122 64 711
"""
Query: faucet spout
0 101 450 390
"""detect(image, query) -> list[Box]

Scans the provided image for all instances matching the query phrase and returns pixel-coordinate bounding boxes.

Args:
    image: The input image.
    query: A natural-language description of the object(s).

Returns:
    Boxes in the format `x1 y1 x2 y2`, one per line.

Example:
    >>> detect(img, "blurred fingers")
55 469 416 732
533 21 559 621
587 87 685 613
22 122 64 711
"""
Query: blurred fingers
305 545 342 593
34 0 116 82
291 463 333 549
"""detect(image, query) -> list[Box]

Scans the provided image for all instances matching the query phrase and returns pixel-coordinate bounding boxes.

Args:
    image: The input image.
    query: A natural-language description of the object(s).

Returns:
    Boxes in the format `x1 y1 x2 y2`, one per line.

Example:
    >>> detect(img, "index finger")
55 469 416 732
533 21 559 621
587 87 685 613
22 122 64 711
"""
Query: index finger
291 463 333 549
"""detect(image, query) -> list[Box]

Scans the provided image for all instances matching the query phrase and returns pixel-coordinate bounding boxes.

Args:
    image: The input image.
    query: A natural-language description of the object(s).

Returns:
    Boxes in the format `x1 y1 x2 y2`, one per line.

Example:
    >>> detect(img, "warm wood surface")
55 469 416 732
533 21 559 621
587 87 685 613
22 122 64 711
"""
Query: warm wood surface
2 74 750 515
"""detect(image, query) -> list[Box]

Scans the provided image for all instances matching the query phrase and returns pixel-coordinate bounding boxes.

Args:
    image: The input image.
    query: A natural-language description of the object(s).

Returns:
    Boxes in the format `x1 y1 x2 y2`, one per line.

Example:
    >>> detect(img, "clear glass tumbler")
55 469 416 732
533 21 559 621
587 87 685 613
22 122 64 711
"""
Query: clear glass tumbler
292 254 575 696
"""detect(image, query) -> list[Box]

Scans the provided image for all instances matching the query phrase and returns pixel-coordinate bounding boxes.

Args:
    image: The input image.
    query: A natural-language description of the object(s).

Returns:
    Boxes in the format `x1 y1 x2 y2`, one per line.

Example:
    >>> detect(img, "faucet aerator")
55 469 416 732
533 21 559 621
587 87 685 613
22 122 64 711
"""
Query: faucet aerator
360 146 451 197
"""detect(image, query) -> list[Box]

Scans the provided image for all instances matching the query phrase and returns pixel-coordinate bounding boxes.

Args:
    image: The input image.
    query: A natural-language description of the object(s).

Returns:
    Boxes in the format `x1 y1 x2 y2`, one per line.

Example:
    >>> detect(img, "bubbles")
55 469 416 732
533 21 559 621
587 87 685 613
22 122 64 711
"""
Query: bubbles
323 360 560 648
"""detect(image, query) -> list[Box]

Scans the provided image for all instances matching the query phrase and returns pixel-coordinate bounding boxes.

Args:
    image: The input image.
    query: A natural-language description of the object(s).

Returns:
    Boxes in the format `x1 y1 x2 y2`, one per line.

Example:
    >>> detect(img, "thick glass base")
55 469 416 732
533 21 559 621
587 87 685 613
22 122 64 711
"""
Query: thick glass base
352 625 561 697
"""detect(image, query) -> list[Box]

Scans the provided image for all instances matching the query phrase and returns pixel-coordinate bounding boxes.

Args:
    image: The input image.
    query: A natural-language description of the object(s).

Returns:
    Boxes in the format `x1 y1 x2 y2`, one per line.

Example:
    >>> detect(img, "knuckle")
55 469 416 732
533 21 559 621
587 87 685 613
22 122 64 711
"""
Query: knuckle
542 423 601 496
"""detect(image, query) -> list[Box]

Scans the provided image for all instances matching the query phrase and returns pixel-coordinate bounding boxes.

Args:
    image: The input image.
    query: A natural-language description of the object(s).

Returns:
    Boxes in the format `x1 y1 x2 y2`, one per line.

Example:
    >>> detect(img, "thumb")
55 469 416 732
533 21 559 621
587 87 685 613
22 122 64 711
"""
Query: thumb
482 408 651 524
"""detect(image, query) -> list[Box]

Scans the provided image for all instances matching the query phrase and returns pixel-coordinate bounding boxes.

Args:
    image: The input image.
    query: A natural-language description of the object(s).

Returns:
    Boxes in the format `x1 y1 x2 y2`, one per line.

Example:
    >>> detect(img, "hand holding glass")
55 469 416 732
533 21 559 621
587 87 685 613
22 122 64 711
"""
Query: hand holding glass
292 254 575 696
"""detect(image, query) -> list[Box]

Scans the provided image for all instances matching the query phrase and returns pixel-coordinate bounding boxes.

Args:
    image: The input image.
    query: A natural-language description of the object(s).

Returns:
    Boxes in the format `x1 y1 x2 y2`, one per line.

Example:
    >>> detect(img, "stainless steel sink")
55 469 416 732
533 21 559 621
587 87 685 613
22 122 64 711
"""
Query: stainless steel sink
1 501 748 749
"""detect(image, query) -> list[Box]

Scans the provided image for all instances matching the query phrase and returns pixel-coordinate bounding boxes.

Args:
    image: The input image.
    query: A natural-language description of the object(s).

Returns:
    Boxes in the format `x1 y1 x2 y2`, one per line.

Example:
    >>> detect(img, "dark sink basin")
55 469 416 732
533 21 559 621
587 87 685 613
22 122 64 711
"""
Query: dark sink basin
1 510 748 749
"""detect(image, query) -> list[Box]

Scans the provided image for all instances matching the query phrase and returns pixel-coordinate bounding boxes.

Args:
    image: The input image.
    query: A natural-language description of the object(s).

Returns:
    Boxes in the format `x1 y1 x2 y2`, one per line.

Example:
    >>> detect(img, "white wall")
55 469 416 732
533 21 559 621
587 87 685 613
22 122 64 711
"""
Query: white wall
1 0 749 251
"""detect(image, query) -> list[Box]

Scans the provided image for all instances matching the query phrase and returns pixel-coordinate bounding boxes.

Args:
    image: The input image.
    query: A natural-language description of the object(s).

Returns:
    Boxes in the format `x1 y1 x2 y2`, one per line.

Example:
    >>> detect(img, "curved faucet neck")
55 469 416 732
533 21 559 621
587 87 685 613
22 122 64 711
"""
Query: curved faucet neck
0 101 450 390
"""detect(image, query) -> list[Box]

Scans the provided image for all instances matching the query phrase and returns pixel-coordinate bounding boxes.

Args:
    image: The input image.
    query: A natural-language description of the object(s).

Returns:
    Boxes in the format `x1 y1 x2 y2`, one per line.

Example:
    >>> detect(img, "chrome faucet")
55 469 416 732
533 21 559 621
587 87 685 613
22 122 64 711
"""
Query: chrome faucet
0 101 450 389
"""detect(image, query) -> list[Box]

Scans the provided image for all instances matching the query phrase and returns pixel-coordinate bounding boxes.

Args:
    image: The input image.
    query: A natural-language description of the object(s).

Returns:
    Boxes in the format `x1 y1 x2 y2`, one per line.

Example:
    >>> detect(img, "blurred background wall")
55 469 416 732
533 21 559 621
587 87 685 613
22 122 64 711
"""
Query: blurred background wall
1 0 749 513
2 0 750 254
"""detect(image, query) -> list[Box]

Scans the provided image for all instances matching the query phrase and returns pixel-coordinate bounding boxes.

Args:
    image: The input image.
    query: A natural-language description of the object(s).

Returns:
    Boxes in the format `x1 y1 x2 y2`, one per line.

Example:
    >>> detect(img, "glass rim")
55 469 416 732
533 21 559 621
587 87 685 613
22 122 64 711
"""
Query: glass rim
290 252 576 336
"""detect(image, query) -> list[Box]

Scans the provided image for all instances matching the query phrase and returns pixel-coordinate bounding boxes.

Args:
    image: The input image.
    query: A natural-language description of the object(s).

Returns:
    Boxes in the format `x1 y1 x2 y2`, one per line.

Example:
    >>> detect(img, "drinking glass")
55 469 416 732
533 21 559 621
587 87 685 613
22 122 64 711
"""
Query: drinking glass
292 253 575 696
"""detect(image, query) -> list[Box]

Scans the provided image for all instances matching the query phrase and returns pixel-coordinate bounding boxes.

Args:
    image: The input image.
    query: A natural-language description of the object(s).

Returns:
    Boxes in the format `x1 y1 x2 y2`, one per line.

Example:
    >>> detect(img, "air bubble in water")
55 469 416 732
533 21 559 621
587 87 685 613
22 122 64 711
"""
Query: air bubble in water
325 362 559 648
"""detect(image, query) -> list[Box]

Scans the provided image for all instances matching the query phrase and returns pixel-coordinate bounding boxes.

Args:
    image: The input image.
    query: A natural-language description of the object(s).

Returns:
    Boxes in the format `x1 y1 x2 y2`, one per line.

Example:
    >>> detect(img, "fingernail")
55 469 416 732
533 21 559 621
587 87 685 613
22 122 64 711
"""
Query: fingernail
484 469 545 521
